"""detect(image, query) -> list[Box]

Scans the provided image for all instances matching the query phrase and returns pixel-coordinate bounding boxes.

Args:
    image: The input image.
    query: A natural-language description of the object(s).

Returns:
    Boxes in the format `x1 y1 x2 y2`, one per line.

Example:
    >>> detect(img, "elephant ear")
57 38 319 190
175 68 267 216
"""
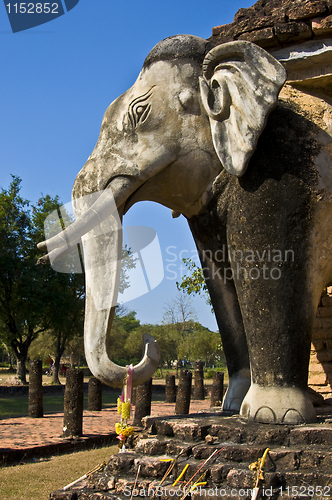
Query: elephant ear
200 41 287 177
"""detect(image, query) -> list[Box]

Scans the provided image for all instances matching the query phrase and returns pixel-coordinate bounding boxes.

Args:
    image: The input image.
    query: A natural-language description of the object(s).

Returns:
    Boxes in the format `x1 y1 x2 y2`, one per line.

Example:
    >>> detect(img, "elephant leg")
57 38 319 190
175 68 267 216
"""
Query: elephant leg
192 232 251 412
230 244 319 424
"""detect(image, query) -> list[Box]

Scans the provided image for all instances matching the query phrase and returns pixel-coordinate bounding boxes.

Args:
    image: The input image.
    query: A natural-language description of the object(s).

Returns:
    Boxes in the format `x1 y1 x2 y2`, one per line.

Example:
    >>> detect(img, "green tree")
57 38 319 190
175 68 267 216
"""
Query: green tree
176 258 212 308
32 194 85 383
0 177 54 382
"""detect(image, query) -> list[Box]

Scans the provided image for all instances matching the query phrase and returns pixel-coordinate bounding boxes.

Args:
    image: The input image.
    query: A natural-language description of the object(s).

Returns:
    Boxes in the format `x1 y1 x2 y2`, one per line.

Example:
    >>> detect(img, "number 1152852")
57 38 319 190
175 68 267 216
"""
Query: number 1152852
6 3 59 14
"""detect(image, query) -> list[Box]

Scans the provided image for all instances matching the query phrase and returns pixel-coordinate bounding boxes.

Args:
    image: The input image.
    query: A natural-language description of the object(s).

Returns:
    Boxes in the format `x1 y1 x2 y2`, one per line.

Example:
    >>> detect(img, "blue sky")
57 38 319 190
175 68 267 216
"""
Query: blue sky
0 0 253 330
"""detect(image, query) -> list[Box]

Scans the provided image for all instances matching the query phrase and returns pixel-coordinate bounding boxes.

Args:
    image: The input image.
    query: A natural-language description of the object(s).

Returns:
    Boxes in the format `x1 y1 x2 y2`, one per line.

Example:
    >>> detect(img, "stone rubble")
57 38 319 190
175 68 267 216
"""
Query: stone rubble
50 411 332 499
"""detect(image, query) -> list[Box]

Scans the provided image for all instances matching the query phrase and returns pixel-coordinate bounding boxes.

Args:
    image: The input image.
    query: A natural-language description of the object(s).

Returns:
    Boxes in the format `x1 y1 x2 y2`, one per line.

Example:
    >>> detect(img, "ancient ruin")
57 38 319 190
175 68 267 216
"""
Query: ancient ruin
49 0 332 498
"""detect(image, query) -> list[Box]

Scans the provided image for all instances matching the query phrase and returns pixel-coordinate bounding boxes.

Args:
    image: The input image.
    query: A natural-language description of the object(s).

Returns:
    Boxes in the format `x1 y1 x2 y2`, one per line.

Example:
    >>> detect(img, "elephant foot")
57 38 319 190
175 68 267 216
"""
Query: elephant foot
240 384 317 424
222 372 251 413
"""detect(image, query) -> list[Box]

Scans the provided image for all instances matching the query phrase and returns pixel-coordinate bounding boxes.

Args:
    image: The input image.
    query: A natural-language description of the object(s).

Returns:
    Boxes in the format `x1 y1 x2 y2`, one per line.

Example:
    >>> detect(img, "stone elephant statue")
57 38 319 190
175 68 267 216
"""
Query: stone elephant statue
38 34 332 425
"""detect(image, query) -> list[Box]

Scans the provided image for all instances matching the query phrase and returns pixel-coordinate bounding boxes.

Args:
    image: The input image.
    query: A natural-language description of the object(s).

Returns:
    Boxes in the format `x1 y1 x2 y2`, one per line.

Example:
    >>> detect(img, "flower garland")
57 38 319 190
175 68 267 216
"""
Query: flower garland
115 364 134 451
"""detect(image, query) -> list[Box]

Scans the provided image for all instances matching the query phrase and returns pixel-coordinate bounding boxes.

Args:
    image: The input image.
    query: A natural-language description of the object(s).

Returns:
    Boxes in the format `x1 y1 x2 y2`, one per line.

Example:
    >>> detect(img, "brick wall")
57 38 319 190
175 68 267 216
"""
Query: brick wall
309 293 332 399
210 0 332 49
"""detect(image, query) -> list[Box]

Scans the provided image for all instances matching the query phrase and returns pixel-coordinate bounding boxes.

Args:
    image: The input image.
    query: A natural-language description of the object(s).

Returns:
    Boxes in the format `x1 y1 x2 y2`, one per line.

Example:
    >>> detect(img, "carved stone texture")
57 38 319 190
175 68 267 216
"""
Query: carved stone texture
288 0 328 21
193 360 205 400
38 32 332 425
165 374 176 403
63 368 83 437
312 14 332 35
28 359 43 418
210 0 332 50
238 27 278 49
87 377 102 411
274 21 313 44
133 378 152 426
175 369 192 415
210 372 224 407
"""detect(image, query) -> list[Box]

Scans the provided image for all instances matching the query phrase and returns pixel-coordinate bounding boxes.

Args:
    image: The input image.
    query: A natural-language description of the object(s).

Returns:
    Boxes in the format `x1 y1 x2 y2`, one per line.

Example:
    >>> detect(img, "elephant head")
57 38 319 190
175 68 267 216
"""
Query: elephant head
37 35 286 389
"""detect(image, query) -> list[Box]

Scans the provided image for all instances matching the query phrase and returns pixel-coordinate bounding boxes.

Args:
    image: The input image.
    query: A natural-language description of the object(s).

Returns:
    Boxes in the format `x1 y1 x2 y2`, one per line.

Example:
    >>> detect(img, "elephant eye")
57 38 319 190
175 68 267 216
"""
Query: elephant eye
128 88 154 128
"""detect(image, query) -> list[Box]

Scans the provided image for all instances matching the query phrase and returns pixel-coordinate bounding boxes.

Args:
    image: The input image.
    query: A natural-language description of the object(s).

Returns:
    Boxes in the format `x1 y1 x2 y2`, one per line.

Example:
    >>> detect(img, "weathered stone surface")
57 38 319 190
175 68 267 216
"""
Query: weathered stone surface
209 423 245 444
115 479 135 494
274 21 312 43
308 372 328 385
288 0 328 21
210 0 332 48
220 445 266 463
311 340 326 351
175 369 192 415
312 14 332 35
314 317 332 329
143 417 174 436
63 368 83 438
290 426 332 445
285 471 332 486
226 469 256 488
316 306 332 317
192 444 226 460
135 437 170 455
87 377 102 412
322 296 332 307
28 359 43 418
267 450 300 470
238 27 278 49
134 457 170 478
172 422 210 442
166 441 192 456
165 374 176 403
311 349 332 363
133 378 152 426
312 328 332 339
210 464 233 484
87 473 115 492
212 23 234 37
210 372 224 407
321 362 332 373
193 361 205 400
106 453 135 473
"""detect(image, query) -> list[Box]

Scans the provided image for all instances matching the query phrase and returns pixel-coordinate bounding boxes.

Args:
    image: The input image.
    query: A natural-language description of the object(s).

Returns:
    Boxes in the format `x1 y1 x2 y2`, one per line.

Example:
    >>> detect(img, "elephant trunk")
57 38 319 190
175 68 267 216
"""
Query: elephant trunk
81 198 159 388
37 174 160 388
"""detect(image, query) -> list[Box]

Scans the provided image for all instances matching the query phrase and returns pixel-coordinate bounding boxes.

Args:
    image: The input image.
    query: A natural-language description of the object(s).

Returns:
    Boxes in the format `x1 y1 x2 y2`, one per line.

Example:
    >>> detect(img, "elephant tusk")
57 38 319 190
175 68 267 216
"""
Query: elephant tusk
37 176 141 261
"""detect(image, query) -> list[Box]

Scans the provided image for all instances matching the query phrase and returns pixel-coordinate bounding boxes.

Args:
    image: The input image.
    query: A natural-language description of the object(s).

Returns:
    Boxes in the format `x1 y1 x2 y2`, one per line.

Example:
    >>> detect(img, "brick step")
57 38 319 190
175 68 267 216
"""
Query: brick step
51 454 332 500
50 413 332 499
143 413 332 447
134 436 332 471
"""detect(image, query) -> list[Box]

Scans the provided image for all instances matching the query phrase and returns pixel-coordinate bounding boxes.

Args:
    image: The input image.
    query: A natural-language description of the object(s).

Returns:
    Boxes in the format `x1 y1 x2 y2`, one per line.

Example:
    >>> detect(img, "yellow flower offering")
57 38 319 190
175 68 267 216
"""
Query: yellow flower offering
115 422 134 438
121 400 131 420
117 397 122 415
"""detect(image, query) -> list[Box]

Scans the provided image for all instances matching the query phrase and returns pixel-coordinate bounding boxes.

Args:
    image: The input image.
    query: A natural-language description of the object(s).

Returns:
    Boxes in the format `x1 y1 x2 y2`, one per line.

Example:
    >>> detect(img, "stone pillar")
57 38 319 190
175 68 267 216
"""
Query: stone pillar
87 377 102 411
165 374 176 403
133 378 152 426
210 371 224 407
63 368 83 437
28 360 43 418
193 360 205 400
175 369 192 415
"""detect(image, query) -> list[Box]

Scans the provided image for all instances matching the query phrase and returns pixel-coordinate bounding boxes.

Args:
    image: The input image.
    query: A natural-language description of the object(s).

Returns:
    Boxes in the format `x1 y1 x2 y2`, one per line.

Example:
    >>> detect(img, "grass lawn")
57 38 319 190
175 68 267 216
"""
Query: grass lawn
0 445 119 500
0 392 119 418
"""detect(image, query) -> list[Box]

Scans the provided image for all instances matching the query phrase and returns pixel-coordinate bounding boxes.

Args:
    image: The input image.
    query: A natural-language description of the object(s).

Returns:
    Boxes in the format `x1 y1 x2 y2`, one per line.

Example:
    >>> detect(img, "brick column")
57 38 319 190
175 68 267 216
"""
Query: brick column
308 293 332 399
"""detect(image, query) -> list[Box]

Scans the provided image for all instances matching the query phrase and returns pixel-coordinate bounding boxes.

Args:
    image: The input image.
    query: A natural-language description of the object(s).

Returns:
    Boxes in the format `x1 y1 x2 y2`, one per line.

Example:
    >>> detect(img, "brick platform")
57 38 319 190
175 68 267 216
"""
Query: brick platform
0 400 209 465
